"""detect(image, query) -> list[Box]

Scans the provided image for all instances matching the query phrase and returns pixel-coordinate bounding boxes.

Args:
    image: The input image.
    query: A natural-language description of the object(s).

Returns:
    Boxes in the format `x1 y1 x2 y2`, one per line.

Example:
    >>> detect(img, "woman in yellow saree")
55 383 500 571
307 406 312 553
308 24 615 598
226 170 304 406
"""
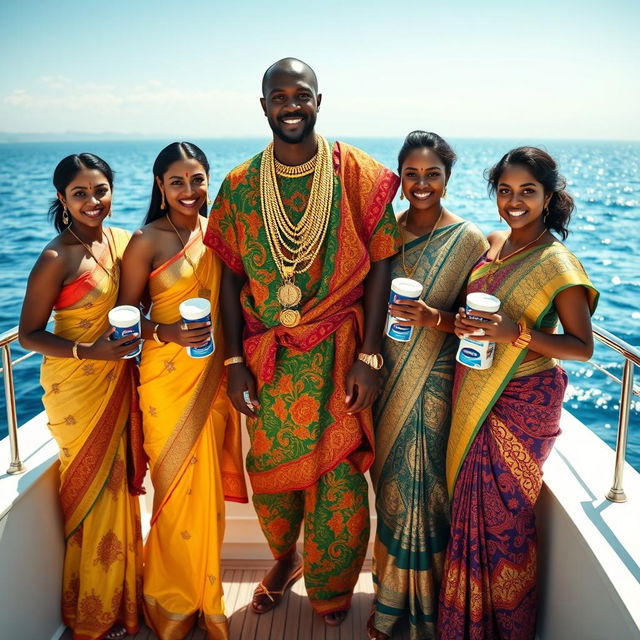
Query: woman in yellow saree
369 132 488 640
438 147 599 640
19 154 144 640
118 142 247 640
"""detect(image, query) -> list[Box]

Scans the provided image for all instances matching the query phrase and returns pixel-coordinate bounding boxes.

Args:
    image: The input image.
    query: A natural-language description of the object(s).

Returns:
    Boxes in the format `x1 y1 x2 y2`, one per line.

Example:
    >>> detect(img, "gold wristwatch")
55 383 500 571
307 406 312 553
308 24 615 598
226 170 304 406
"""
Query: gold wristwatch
512 322 532 349
358 352 384 370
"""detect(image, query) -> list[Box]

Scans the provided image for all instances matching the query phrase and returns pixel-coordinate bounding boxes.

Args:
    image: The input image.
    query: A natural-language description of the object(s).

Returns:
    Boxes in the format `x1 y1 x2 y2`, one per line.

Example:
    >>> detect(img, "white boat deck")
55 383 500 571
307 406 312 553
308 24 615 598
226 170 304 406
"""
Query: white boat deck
58 561 408 640
4 411 640 640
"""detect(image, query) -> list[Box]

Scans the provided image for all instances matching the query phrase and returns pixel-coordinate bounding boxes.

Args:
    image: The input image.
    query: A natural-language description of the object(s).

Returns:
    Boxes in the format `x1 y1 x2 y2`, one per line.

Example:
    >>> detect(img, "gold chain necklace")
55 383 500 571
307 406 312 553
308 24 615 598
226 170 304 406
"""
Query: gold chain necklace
494 228 548 264
67 226 117 284
275 153 317 177
484 229 549 286
166 214 211 299
401 206 444 280
260 135 333 327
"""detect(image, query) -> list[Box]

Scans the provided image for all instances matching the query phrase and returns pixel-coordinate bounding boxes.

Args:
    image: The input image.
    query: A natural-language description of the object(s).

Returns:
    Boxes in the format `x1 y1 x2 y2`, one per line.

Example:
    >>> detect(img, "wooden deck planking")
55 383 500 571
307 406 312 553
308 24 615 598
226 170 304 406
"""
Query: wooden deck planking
58 566 386 640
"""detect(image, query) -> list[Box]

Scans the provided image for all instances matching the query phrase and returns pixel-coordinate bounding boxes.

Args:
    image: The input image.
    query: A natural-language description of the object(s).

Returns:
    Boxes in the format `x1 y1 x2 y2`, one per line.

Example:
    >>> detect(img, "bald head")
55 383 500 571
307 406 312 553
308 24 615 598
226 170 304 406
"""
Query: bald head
261 57 318 97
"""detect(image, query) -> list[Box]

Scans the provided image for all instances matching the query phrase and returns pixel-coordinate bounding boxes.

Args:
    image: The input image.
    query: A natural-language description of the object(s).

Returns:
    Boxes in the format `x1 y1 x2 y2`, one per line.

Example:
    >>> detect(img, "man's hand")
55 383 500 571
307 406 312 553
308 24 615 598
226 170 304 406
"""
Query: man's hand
345 360 382 414
227 363 260 417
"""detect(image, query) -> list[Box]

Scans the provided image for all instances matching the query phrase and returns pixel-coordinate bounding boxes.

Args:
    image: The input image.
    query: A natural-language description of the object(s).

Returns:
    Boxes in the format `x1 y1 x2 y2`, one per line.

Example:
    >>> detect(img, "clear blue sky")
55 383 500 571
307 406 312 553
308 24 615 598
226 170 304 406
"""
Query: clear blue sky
1 0 639 139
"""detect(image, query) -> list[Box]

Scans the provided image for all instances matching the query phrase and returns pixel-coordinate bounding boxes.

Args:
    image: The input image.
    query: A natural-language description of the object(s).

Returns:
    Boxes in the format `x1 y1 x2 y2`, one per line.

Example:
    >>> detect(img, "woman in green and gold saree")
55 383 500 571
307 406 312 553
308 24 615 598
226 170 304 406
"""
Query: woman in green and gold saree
369 132 488 640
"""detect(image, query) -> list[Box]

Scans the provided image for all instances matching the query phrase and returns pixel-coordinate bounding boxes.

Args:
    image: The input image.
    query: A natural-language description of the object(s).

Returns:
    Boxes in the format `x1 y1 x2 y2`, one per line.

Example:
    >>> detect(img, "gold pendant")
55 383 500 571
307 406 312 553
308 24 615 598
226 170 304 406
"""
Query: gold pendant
198 288 212 299
279 308 301 327
277 282 302 308
282 265 295 279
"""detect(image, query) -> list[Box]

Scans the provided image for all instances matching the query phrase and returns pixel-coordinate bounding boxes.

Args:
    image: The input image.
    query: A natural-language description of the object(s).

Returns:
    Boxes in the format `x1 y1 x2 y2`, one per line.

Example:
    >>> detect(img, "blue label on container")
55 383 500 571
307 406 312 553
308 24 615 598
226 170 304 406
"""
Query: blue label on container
386 290 420 341
387 320 413 341
183 314 214 358
110 323 141 358
457 344 482 367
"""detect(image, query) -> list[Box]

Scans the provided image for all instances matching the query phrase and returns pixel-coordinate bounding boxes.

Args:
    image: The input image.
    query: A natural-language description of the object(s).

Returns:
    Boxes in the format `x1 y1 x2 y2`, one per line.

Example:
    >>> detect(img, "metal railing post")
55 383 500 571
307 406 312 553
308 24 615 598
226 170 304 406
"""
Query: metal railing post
2 343 25 475
606 359 634 503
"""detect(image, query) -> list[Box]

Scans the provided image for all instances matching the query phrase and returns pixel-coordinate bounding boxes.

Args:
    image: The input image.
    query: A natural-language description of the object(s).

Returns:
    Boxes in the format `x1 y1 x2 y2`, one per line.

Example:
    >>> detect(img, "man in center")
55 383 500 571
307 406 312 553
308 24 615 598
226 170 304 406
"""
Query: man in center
205 57 399 626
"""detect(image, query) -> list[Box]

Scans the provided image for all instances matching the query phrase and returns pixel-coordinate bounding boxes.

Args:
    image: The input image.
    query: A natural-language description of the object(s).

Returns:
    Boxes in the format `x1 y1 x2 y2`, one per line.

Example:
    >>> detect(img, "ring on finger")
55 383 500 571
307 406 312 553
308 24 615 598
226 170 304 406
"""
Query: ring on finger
472 328 486 336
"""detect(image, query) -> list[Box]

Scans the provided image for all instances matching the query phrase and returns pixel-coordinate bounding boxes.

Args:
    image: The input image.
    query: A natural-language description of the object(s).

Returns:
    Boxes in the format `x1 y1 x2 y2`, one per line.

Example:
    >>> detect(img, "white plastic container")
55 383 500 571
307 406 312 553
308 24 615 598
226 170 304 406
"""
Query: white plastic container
385 277 424 342
108 305 142 359
456 292 501 369
179 298 214 358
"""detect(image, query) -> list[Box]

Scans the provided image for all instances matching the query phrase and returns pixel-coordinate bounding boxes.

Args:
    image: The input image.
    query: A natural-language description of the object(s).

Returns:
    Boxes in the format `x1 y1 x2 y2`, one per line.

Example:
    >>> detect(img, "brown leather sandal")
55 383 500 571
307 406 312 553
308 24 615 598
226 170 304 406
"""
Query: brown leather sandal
251 564 303 614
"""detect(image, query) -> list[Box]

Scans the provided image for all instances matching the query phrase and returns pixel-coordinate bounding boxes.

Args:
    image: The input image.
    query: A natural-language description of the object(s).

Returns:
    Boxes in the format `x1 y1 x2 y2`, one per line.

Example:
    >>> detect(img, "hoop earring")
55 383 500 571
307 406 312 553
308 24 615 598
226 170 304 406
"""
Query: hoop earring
160 191 166 210
207 194 212 206
399 191 405 200
442 186 448 199
543 208 549 225
62 207 69 225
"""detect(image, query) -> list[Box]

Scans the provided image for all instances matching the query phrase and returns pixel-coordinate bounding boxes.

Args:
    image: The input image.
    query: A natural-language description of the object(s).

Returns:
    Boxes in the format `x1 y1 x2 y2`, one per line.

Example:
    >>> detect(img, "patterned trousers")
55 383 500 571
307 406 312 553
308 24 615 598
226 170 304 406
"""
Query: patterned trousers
252 459 370 615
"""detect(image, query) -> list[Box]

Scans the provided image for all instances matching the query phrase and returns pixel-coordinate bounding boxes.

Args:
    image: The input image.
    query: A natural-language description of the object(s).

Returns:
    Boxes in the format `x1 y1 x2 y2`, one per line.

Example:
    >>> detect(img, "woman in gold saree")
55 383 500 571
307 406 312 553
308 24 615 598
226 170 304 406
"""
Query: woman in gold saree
369 132 488 640
118 142 247 640
19 154 144 640
438 147 598 640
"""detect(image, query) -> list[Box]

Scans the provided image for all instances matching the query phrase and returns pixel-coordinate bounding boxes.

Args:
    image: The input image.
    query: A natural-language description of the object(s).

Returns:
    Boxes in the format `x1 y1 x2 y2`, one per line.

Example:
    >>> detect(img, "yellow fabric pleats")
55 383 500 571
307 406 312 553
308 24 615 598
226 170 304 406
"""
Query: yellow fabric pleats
41 227 142 639
140 233 245 640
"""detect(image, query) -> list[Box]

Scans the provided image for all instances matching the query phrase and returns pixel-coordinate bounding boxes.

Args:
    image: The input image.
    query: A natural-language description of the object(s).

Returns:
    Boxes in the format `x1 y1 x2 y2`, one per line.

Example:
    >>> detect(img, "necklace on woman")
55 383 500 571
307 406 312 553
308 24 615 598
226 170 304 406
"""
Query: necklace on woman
401 206 444 280
166 214 211 299
484 228 549 288
260 134 333 328
67 226 117 284
494 228 548 264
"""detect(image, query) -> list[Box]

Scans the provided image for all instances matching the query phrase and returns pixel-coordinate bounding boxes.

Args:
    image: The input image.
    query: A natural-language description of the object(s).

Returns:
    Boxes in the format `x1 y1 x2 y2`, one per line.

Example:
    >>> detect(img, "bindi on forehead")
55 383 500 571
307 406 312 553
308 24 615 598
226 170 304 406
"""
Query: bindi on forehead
185 172 189 177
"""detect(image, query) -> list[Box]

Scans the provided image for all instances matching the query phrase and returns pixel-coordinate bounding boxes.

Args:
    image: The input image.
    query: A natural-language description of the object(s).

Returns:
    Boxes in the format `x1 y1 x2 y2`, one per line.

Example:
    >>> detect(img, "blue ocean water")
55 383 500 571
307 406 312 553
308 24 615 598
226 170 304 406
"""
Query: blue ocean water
0 138 638 470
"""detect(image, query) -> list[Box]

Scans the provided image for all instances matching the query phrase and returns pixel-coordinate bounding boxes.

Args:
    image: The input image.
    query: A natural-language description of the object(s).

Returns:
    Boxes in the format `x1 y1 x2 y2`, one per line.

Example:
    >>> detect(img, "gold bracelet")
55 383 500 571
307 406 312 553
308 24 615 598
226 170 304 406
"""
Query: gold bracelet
224 356 244 366
435 311 442 327
153 324 165 344
358 352 384 370
72 341 82 360
512 322 532 349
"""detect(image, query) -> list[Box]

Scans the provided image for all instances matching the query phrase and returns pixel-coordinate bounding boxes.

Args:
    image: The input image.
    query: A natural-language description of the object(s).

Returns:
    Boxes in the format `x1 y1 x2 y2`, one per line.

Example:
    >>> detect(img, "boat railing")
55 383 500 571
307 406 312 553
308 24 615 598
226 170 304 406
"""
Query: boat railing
591 324 640 502
1 323 638 499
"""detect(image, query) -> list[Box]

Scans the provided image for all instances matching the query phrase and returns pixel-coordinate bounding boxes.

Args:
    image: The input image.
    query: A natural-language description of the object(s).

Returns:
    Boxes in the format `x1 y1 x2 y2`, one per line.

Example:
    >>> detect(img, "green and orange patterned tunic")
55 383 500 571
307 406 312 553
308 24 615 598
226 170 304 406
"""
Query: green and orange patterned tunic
206 141 399 494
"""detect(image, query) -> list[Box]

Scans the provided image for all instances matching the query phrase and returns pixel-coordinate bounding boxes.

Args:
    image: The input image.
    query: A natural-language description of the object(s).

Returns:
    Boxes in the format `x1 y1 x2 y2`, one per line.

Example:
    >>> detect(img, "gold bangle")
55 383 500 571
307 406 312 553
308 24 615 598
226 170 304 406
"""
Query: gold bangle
153 324 165 344
358 352 384 370
435 311 442 327
72 341 82 360
224 356 244 366
512 322 532 349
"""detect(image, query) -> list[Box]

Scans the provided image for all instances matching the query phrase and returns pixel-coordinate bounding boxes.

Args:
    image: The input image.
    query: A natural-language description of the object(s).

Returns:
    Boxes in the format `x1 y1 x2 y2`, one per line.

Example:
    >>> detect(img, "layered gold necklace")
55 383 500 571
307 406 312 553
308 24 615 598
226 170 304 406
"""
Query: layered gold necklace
260 135 333 327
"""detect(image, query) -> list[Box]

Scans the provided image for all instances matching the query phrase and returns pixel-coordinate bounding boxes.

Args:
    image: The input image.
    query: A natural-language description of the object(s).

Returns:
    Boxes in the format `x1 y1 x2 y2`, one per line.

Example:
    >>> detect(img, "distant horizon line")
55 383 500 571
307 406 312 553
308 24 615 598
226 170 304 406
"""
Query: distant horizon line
1 132 640 145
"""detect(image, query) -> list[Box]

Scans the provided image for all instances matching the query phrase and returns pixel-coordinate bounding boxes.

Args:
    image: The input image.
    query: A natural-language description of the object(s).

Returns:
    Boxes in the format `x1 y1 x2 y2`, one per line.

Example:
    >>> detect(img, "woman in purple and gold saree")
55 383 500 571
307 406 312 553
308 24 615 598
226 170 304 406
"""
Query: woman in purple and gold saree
438 147 599 640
